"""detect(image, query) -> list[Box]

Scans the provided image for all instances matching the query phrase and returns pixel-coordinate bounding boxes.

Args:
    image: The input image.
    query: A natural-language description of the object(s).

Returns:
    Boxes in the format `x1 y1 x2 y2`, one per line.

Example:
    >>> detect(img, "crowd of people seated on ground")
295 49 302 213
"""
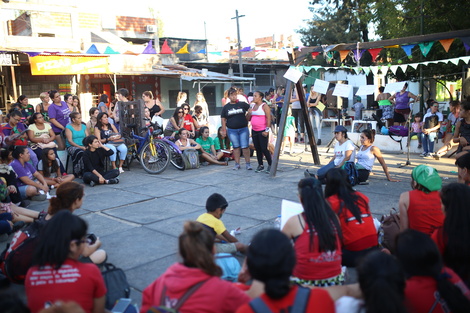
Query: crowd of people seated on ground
2 88 470 312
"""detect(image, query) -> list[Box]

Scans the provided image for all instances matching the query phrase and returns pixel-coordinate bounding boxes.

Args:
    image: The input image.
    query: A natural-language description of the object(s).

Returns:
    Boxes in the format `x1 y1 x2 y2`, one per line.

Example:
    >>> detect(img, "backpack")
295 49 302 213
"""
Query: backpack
388 125 408 137
424 113 439 130
378 208 401 254
342 161 359 186
0 217 46 284
215 253 241 282
101 262 131 310
249 286 310 313
147 280 207 313
182 149 199 169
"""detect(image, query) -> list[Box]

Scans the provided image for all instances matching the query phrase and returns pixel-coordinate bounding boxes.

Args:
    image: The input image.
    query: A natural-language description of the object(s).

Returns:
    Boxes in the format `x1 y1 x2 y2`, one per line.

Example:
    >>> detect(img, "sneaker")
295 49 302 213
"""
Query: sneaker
419 152 427 157
246 163 253 170
11 221 25 233
265 165 271 174
424 153 433 158
148 156 157 164
119 167 124 173
317 139 322 145
223 157 230 163
418 144 422 149
359 180 370 185
233 163 240 170
107 178 119 184
89 181 96 187
255 165 264 173
31 193 47 201
304 169 316 178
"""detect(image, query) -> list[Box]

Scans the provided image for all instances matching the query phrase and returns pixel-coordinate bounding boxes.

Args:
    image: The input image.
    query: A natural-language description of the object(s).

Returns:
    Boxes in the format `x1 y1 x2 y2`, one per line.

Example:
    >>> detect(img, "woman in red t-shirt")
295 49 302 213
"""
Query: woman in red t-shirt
236 229 335 313
397 229 470 313
25 211 106 313
282 177 343 286
181 103 196 138
325 168 379 267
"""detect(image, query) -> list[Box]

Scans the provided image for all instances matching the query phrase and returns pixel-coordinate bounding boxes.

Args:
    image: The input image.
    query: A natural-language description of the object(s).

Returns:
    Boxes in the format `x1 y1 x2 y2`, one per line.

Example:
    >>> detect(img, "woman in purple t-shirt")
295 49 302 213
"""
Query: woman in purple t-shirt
389 83 419 126
10 146 49 201
48 90 71 150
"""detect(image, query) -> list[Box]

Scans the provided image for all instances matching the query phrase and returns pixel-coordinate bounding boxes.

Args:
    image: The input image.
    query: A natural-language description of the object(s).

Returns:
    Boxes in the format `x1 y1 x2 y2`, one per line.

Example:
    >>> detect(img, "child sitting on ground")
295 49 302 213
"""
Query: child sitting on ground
196 193 246 254
37 148 74 189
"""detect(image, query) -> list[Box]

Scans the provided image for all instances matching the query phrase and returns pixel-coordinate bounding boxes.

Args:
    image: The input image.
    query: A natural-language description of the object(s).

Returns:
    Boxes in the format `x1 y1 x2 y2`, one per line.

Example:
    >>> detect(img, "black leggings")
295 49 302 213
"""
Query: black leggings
342 246 380 267
358 169 370 182
252 130 272 166
83 169 119 185
291 108 305 134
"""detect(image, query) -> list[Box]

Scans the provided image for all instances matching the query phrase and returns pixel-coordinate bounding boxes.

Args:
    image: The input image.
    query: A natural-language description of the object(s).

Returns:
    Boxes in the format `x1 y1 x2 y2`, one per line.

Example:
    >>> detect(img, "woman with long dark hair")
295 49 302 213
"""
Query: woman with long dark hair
94 112 127 173
432 183 470 287
48 90 70 150
141 221 250 313
27 112 57 162
65 111 89 178
248 91 272 173
397 229 470 313
25 211 106 313
355 251 408 313
282 177 343 286
325 168 378 267
38 148 74 188
164 107 184 137
236 229 335 313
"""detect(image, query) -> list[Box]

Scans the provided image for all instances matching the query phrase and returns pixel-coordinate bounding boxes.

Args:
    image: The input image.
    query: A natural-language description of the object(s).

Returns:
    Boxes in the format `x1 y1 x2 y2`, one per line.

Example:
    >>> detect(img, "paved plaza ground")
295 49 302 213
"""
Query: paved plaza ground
1 132 460 307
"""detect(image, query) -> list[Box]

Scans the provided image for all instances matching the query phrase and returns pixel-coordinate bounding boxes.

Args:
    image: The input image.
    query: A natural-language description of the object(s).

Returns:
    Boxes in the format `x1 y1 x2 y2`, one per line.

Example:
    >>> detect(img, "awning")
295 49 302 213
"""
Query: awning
30 55 110 75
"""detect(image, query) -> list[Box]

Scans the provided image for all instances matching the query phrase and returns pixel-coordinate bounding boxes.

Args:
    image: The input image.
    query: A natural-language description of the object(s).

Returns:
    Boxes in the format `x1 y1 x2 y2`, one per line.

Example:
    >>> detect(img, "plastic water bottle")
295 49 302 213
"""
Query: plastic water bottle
274 215 281 229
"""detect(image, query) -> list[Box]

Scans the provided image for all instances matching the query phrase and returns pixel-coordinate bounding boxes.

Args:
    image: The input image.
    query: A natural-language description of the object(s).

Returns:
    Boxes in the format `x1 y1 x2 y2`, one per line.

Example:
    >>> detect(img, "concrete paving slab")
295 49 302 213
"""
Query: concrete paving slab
113 180 201 198
80 212 137 237
227 194 284 221
165 185 254 205
104 198 203 224
81 189 154 212
101 227 177 271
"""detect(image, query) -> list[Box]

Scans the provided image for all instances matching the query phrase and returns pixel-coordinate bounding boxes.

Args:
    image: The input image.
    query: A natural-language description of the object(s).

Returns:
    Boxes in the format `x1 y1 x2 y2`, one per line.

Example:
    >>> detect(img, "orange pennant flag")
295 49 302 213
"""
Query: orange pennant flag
439 38 454 52
339 50 349 61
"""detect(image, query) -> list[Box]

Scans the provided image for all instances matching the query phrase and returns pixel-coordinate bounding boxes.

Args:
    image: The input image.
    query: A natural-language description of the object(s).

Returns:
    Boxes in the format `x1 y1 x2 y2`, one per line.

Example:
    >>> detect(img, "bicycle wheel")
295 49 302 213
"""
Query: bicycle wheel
139 140 170 174
167 142 185 170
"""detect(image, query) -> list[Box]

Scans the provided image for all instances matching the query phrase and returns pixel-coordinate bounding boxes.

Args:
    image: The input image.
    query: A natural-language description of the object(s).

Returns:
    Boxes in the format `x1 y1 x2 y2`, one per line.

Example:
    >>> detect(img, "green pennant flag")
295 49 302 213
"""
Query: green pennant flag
419 42 434 57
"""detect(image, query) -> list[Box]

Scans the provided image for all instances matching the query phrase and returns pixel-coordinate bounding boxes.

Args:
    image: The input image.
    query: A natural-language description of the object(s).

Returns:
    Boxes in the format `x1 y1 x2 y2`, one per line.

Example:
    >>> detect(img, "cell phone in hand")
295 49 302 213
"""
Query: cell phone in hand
87 233 97 245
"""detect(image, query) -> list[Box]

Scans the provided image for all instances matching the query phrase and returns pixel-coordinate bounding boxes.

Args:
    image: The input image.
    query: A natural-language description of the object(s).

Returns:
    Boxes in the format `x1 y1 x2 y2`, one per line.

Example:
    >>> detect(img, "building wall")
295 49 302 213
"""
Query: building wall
116 16 155 33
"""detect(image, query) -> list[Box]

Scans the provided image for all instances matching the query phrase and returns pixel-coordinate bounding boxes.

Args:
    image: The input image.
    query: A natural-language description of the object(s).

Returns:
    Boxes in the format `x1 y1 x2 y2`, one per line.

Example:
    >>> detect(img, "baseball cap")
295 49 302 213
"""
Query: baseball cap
334 125 348 133
412 165 442 192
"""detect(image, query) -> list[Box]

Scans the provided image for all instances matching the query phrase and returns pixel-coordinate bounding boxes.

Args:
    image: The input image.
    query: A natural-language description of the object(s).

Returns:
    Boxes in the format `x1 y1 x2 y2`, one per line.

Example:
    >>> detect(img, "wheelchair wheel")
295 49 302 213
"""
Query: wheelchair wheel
167 142 185 170
139 140 170 174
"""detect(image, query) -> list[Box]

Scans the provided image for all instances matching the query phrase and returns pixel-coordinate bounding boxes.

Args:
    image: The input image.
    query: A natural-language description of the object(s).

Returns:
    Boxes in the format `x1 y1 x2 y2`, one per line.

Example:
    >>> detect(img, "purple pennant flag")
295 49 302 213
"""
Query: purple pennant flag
461 37 470 52
401 44 415 57
239 46 251 52
353 49 365 62
142 40 157 54
464 42 470 52
24 52 41 57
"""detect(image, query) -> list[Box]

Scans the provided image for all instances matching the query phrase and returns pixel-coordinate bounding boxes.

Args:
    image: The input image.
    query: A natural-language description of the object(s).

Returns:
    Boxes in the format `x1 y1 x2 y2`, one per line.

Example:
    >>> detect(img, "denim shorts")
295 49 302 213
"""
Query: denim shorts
227 127 249 149
18 185 29 200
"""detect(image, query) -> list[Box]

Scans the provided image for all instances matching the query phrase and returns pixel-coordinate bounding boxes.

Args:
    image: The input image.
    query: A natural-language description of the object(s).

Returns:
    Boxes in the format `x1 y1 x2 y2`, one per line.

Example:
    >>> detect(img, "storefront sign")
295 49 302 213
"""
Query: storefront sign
30 56 110 75
0 54 16 66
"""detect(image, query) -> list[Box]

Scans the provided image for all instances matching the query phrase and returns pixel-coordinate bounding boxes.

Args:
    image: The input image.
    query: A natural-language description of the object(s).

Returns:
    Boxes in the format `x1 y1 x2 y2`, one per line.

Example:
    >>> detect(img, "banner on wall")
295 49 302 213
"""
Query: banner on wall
30 55 110 75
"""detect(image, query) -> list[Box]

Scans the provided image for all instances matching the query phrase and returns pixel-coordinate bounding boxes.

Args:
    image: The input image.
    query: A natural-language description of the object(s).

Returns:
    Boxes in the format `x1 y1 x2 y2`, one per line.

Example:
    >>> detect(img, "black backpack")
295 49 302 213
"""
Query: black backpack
249 286 310 313
101 262 131 310
0 217 46 284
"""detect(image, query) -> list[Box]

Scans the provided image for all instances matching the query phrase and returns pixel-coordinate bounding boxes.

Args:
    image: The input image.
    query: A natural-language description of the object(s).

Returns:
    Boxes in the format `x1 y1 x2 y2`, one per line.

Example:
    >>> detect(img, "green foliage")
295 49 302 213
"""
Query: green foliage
298 0 470 80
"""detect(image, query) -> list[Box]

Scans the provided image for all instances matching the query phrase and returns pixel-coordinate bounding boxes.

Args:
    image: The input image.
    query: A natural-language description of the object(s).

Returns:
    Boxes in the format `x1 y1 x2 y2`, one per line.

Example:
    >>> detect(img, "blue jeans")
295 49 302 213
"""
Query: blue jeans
423 132 437 154
105 143 128 161
317 162 336 181
227 127 249 149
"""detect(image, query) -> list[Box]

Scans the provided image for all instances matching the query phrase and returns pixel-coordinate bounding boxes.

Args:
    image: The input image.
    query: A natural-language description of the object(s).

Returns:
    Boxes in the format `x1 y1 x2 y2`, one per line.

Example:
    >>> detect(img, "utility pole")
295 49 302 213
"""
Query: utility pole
231 10 245 77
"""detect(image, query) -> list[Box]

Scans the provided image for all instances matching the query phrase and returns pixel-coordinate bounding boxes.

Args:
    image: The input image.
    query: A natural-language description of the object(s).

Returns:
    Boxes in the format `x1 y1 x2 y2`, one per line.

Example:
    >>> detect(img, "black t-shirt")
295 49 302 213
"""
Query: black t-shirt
83 148 114 174
221 101 250 129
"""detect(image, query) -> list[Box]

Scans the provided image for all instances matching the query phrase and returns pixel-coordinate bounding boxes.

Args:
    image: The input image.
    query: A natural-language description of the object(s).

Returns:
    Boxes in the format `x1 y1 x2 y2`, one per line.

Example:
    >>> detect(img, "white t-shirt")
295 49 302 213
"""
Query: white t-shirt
334 140 356 166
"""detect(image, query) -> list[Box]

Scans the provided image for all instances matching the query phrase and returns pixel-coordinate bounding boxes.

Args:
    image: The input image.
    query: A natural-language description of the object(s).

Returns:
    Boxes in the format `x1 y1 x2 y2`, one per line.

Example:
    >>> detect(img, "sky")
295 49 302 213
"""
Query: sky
80 0 313 47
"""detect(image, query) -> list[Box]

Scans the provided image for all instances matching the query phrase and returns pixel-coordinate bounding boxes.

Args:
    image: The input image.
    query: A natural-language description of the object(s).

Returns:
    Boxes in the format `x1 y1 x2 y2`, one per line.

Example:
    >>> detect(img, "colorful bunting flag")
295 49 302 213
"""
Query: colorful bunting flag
384 45 399 48
176 43 189 54
86 44 100 54
367 48 382 61
160 40 174 54
123 51 139 55
439 39 454 53
209 52 222 56
418 42 434 57
459 37 470 50
401 44 415 57
353 49 365 62
197 49 206 54
363 67 371 76
25 52 41 57
103 46 119 54
311 52 320 59
339 50 349 61
142 40 157 54
239 46 252 52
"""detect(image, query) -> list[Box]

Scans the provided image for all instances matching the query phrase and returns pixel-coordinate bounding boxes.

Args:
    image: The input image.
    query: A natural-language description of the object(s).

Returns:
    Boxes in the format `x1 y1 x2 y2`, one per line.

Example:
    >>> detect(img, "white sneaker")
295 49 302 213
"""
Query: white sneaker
119 167 124 173
419 152 427 157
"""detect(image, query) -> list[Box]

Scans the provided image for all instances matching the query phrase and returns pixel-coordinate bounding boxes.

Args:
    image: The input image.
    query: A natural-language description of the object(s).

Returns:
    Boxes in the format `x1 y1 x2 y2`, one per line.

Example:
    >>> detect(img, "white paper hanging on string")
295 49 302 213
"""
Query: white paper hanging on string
389 65 399 75
409 63 419 70
313 79 330 94
384 81 406 94
370 66 379 76
280 199 304 230
399 64 408 73
450 59 460 65
332 84 353 98
356 85 377 96
283 67 303 83
363 67 371 76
